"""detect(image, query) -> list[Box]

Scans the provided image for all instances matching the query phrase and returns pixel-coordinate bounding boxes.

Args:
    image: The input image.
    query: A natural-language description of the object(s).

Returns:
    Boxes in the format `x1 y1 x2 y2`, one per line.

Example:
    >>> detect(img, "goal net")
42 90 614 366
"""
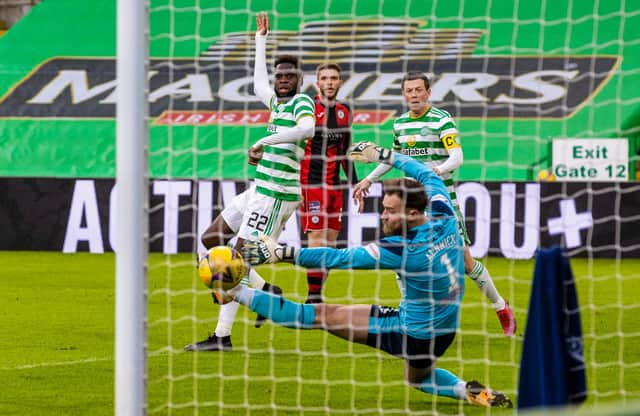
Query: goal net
144 0 640 414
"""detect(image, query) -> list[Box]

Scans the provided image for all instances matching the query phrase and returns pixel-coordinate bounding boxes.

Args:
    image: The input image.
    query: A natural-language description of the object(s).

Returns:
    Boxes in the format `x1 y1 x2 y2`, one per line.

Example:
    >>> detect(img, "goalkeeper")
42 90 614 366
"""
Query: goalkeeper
219 143 512 408
352 71 516 336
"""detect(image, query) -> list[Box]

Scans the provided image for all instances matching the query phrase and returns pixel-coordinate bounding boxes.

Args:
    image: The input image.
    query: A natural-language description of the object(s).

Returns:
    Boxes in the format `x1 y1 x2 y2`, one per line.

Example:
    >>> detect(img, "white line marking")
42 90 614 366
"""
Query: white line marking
1 350 170 371
1 356 112 371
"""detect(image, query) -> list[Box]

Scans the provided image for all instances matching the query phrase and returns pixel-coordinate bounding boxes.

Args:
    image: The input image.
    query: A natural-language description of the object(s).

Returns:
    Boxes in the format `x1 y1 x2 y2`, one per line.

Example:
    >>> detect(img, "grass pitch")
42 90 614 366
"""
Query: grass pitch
1 251 639 415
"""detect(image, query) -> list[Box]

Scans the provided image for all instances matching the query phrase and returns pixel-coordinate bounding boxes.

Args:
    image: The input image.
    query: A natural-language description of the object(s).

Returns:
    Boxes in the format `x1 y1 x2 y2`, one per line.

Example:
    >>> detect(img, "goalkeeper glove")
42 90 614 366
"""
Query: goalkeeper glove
347 141 394 164
242 236 296 265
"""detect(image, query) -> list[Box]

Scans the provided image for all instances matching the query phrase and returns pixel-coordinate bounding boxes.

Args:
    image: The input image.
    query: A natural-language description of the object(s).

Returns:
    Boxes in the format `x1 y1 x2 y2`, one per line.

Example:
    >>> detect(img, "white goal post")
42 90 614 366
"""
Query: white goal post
115 0 148 415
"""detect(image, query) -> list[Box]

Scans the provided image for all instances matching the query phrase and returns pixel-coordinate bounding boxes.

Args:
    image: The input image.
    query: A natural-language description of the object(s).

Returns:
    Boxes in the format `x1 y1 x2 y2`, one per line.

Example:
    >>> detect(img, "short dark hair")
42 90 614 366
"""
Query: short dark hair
315 63 342 77
274 54 300 69
401 71 430 90
382 178 428 213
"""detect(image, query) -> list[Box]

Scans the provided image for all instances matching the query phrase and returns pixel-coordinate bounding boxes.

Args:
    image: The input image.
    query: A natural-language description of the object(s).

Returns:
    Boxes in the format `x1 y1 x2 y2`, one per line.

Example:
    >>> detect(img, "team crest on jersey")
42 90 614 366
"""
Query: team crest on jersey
337 109 345 119
406 135 417 147
309 201 321 213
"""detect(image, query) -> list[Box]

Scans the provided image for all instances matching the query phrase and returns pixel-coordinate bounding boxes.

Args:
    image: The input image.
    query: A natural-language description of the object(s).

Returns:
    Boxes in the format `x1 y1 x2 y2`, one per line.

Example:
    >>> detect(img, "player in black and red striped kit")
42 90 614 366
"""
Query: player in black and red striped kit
300 63 358 303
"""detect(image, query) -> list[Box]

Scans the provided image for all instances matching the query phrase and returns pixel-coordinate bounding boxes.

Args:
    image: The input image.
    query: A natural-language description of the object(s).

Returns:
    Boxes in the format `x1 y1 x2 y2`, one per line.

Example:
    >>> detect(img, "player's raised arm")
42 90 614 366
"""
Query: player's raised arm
249 14 315 161
253 12 272 107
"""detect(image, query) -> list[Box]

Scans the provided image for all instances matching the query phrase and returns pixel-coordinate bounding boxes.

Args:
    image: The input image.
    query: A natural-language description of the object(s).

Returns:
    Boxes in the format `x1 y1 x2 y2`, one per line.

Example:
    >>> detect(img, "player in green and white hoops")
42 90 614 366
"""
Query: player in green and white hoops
353 71 516 336
185 12 315 352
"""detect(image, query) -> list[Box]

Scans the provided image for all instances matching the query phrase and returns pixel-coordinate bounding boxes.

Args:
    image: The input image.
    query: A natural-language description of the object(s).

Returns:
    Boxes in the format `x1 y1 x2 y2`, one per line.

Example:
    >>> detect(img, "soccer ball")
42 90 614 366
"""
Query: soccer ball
197 246 246 290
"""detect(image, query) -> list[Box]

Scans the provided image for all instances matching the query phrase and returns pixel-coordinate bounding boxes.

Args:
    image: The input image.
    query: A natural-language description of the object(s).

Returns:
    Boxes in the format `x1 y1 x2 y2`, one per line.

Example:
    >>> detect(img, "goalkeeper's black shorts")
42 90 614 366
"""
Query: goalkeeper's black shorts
366 305 456 369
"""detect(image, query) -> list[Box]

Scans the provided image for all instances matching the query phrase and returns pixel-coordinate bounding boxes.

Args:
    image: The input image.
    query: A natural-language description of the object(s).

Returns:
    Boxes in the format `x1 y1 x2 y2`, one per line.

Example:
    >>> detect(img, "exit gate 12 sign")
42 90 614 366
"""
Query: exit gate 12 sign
552 138 629 182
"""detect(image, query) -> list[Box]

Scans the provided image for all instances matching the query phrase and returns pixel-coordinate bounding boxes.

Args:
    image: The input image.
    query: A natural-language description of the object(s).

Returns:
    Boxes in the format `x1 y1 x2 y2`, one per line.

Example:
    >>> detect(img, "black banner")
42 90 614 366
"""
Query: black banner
0 56 618 119
0 178 638 258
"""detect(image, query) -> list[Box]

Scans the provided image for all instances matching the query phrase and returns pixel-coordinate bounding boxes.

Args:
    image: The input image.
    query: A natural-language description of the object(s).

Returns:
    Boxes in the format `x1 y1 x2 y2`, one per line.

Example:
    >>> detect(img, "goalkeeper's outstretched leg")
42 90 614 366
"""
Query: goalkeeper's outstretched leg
231 285 512 408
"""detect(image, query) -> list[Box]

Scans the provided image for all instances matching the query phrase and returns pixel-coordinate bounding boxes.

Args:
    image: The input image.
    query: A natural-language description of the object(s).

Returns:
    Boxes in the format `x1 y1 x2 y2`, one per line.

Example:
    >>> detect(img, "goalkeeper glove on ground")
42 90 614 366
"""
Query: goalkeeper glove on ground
347 141 394 164
242 236 296 265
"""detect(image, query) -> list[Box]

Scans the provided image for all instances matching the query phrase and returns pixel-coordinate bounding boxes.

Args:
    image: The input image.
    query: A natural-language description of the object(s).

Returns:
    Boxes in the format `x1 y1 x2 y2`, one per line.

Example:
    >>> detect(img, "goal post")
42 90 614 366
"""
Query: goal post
115 0 149 415
136 1 640 414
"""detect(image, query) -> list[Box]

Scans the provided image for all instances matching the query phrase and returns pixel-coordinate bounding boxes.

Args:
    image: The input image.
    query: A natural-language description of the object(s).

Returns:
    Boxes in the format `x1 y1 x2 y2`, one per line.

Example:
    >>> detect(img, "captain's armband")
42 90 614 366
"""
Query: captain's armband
441 134 460 150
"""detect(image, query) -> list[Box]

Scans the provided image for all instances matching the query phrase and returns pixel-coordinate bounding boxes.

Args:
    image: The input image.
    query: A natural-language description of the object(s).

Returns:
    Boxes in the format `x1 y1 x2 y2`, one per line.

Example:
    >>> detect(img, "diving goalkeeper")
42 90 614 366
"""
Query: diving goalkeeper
215 143 512 408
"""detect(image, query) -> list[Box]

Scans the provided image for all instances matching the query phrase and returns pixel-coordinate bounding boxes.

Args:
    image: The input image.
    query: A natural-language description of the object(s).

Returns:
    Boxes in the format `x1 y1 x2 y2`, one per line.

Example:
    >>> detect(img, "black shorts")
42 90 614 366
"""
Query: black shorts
365 305 456 369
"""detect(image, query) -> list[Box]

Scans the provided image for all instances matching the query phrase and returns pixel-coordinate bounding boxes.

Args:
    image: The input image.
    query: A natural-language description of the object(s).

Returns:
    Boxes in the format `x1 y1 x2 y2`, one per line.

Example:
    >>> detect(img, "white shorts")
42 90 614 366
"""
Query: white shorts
221 184 299 241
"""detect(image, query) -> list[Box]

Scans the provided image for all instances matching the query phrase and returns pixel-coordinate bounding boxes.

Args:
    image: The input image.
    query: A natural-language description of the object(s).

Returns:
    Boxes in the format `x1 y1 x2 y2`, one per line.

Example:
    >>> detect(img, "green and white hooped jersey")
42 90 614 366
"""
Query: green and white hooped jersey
255 93 315 201
393 106 461 207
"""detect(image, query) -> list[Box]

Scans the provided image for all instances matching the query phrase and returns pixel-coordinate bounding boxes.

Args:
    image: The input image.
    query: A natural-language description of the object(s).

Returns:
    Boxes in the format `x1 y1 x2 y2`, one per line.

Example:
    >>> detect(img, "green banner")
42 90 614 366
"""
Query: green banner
0 0 638 180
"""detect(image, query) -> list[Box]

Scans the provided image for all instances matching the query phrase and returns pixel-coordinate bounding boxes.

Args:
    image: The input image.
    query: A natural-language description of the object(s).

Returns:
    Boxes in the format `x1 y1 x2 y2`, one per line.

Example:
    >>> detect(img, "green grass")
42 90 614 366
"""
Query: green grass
1 252 640 415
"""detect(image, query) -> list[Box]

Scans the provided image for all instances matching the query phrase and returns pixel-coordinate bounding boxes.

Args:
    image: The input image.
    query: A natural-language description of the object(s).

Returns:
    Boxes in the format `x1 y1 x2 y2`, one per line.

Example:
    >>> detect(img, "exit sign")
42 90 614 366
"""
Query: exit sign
552 138 629 182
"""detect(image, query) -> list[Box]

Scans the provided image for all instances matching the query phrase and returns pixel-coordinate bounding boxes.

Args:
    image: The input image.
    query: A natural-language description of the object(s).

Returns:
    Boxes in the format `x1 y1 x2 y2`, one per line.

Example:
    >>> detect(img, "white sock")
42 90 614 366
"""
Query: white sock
469 261 506 310
214 301 240 337
453 381 468 400
248 267 266 289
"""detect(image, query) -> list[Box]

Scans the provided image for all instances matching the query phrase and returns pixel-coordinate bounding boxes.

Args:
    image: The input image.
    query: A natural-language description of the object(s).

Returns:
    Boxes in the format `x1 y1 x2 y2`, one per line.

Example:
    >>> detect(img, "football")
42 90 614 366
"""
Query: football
197 246 246 290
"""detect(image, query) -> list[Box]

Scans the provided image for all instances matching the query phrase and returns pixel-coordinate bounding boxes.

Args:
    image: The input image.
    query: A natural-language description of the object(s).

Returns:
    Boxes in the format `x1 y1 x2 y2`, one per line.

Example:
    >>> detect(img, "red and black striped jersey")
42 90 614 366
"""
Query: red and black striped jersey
300 96 358 188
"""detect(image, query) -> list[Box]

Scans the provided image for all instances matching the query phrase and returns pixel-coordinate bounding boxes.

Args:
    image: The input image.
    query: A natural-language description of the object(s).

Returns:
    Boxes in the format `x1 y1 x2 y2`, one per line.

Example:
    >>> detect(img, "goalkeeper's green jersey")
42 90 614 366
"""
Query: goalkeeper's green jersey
393 106 461 207
256 93 315 201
